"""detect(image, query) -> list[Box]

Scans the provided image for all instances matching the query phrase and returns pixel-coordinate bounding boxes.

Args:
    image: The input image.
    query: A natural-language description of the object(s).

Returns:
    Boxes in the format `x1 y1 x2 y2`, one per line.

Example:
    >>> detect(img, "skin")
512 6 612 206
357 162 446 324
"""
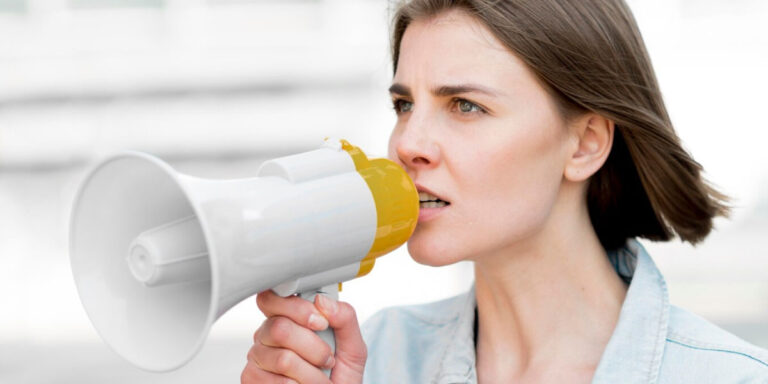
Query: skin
243 9 628 384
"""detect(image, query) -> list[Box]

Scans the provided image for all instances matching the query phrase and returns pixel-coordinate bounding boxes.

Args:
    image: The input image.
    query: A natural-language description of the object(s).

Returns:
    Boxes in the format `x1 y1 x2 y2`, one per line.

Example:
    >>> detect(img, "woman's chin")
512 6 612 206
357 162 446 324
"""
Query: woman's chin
406 232 463 267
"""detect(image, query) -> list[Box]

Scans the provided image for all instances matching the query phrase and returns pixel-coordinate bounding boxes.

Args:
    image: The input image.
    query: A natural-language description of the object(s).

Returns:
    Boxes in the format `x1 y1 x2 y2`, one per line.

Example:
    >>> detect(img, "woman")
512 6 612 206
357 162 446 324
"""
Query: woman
242 1 768 383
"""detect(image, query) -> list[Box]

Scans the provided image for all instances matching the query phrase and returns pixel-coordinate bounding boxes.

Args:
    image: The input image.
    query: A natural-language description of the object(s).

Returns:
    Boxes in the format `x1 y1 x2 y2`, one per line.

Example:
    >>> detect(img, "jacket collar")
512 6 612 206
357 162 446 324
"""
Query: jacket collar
432 283 478 384
429 239 670 384
591 239 670 383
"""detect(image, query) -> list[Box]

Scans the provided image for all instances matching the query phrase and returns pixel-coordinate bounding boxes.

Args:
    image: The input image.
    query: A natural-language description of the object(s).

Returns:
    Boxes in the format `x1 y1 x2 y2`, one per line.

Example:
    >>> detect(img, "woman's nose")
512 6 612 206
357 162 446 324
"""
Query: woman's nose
393 117 439 171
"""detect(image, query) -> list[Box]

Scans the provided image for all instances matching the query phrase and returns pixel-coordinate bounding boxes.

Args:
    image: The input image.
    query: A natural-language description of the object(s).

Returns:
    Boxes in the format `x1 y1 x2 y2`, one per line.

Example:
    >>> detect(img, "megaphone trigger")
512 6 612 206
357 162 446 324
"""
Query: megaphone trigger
297 283 340 377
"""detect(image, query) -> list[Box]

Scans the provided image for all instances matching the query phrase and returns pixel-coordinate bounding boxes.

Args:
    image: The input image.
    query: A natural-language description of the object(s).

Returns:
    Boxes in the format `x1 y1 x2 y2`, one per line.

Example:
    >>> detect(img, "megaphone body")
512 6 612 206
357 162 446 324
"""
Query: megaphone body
69 139 418 372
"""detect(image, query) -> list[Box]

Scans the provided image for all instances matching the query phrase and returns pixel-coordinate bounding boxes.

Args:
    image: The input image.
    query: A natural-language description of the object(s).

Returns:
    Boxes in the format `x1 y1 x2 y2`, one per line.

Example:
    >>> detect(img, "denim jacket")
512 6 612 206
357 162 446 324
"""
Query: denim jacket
361 239 768 383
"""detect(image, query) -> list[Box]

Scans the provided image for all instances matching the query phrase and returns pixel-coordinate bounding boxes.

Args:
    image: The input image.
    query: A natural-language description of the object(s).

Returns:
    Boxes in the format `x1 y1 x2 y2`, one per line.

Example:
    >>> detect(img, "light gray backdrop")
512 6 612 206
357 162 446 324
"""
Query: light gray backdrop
1 0 766 383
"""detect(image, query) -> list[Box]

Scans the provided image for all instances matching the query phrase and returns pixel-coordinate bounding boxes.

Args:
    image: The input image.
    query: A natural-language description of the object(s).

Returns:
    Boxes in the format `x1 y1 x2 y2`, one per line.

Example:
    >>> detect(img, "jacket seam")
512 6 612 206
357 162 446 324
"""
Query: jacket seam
429 320 463 384
400 309 459 326
647 268 669 384
375 304 458 326
431 291 475 384
433 372 472 384
665 334 768 368
395 296 469 326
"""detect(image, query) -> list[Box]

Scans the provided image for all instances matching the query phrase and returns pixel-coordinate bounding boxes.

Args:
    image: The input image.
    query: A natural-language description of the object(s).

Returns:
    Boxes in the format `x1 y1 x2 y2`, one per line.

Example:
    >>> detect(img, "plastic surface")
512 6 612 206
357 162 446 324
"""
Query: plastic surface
70 145 378 371
68 139 417 372
126 215 210 286
298 283 339 378
272 262 359 297
70 153 214 372
338 140 419 276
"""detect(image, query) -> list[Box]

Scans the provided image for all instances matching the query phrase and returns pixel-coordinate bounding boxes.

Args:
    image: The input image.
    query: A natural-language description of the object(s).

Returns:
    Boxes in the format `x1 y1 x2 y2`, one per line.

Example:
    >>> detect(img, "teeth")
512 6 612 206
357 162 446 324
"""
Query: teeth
420 201 447 208
419 191 443 203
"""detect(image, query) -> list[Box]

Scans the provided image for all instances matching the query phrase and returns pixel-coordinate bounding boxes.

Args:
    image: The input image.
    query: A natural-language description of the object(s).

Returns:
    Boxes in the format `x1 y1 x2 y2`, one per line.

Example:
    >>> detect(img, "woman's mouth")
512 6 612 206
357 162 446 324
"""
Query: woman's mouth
419 192 450 208
418 190 450 222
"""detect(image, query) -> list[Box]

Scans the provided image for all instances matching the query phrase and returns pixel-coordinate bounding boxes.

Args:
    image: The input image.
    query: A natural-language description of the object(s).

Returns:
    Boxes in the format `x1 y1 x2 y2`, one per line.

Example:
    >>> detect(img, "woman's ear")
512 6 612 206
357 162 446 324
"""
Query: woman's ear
564 114 614 182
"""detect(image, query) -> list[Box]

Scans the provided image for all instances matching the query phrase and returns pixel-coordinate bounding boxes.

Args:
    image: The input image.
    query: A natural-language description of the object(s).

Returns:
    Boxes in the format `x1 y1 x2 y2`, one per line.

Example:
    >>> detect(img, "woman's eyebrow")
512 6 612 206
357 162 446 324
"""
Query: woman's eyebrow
433 84 503 97
389 83 503 97
388 83 412 97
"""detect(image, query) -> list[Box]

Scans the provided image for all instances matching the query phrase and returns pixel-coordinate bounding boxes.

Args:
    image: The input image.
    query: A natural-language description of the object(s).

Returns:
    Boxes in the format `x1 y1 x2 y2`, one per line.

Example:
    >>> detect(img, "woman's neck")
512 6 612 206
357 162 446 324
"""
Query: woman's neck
473 188 628 384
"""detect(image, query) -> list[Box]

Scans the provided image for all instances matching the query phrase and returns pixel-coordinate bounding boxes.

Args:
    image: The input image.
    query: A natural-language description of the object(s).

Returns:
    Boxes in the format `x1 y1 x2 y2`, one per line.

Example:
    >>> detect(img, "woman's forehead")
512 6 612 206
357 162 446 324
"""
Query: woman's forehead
395 10 535 93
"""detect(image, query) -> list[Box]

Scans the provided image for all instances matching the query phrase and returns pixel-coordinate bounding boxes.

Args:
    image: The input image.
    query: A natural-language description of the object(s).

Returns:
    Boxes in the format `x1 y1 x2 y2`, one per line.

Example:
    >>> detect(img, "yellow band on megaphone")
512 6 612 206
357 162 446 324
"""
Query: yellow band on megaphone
339 140 419 277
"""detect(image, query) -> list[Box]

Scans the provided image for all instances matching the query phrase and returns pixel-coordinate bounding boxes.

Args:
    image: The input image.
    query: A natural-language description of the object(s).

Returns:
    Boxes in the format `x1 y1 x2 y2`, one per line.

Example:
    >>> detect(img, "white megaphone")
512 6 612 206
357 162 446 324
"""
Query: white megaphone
69 138 418 372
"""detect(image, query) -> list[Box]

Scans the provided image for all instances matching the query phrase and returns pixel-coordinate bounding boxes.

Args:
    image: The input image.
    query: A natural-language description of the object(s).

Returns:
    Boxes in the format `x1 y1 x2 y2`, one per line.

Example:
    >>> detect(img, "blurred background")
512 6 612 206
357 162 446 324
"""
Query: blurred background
1 0 766 382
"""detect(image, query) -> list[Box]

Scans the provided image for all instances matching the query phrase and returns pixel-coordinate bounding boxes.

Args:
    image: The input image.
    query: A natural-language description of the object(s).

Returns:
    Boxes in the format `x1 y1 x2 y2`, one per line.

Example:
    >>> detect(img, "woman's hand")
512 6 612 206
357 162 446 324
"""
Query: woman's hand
241 290 367 384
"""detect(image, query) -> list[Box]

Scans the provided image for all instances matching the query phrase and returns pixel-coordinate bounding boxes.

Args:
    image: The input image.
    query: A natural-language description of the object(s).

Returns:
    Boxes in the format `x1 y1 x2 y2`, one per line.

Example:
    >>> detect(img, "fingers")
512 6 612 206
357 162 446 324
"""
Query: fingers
257 290 330 332
246 341 331 384
314 295 368 379
241 360 297 384
256 316 335 370
250 290 367 384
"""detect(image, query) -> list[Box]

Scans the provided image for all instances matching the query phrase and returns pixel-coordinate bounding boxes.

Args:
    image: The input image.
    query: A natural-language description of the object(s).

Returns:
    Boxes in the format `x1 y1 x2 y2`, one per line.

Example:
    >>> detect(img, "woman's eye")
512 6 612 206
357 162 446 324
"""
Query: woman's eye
393 99 414 114
456 99 484 113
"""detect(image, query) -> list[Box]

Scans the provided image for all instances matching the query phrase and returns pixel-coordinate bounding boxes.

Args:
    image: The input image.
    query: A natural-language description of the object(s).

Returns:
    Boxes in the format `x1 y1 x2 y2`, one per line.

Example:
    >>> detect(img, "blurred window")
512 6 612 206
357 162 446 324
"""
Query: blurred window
69 0 164 9
207 0 318 4
0 0 25 13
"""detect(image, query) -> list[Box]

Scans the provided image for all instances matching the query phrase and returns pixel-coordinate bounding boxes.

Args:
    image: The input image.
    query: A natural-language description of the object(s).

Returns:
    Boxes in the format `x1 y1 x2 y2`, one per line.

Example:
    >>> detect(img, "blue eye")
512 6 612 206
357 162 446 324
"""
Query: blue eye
393 99 414 114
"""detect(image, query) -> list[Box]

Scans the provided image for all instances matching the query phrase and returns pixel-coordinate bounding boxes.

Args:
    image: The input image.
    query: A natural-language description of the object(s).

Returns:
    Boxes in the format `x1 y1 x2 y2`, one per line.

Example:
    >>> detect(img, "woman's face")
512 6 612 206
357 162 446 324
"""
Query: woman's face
388 10 575 266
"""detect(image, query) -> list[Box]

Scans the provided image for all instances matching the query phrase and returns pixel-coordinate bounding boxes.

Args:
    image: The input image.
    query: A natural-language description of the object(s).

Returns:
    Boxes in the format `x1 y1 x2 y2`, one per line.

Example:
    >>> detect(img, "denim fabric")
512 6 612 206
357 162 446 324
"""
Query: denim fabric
361 239 768 383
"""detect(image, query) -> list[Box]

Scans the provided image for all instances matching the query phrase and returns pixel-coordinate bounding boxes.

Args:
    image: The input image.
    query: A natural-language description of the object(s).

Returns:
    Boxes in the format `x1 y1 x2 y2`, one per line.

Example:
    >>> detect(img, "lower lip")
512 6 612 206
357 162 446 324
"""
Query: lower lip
418 204 450 223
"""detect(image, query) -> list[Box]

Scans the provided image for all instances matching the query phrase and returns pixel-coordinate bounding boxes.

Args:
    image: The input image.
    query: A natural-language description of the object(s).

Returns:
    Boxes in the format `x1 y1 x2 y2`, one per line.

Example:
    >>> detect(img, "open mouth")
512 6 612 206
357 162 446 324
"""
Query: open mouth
419 192 451 209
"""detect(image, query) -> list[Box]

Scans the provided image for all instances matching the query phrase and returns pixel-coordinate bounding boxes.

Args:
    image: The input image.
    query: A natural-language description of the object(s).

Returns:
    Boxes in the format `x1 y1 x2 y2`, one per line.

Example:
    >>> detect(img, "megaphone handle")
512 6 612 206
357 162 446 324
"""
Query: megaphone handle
298 283 339 377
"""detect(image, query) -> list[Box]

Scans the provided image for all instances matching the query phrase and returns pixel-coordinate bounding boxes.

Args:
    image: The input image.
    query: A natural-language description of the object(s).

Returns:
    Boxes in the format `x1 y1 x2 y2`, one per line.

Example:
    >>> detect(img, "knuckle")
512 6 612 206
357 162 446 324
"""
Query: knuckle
246 343 261 364
269 317 292 344
337 339 367 363
338 302 359 321
341 301 356 314
274 349 295 374
347 343 368 362
240 361 261 384
246 345 254 361
252 327 262 344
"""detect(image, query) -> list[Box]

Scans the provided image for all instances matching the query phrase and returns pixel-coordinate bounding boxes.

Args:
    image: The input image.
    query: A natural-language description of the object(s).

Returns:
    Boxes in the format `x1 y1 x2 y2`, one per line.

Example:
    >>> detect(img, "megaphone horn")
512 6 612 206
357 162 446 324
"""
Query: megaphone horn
69 138 418 372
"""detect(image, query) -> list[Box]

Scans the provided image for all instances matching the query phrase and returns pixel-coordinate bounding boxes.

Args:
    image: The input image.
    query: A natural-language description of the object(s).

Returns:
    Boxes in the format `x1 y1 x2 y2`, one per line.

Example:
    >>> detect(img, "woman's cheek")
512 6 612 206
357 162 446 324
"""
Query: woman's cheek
468 172 559 249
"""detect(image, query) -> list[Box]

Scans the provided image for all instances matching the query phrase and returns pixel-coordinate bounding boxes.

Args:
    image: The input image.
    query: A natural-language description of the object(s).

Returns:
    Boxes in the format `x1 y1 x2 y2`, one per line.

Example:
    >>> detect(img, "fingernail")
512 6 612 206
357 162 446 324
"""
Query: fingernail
308 313 329 331
323 355 335 370
317 294 338 315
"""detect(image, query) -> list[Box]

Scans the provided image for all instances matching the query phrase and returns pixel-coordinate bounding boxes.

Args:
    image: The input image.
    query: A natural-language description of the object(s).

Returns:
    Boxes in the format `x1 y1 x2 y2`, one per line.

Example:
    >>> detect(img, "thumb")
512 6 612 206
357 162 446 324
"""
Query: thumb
315 294 367 382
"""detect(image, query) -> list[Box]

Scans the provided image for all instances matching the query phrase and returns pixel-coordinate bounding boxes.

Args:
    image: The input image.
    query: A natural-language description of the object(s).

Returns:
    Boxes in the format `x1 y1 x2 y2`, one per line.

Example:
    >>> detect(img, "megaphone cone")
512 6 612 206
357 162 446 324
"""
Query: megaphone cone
69 140 418 372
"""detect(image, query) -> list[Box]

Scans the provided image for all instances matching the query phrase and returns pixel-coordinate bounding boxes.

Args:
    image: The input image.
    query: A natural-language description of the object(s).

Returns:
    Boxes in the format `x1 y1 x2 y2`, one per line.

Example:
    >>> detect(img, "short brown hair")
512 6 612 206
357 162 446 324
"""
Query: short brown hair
390 0 729 249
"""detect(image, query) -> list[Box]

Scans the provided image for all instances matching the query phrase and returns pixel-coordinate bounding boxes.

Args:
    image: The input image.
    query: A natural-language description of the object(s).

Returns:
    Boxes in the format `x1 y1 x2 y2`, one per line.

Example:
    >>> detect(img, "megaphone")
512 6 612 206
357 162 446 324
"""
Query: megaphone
69 138 418 372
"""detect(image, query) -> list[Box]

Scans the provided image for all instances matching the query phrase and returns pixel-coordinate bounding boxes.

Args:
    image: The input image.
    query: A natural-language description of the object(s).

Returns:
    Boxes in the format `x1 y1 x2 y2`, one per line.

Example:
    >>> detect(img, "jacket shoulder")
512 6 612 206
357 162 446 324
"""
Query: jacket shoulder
361 294 468 384
362 293 467 339
658 305 768 382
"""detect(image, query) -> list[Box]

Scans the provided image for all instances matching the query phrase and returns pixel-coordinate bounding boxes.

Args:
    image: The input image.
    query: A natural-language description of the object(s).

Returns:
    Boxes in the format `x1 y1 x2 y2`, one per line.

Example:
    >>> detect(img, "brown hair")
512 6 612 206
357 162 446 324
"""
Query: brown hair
390 0 729 249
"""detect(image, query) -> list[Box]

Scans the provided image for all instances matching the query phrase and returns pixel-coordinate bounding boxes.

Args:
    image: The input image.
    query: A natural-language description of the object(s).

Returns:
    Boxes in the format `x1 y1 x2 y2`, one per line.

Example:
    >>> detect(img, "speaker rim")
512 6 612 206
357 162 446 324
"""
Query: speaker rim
68 151 220 372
